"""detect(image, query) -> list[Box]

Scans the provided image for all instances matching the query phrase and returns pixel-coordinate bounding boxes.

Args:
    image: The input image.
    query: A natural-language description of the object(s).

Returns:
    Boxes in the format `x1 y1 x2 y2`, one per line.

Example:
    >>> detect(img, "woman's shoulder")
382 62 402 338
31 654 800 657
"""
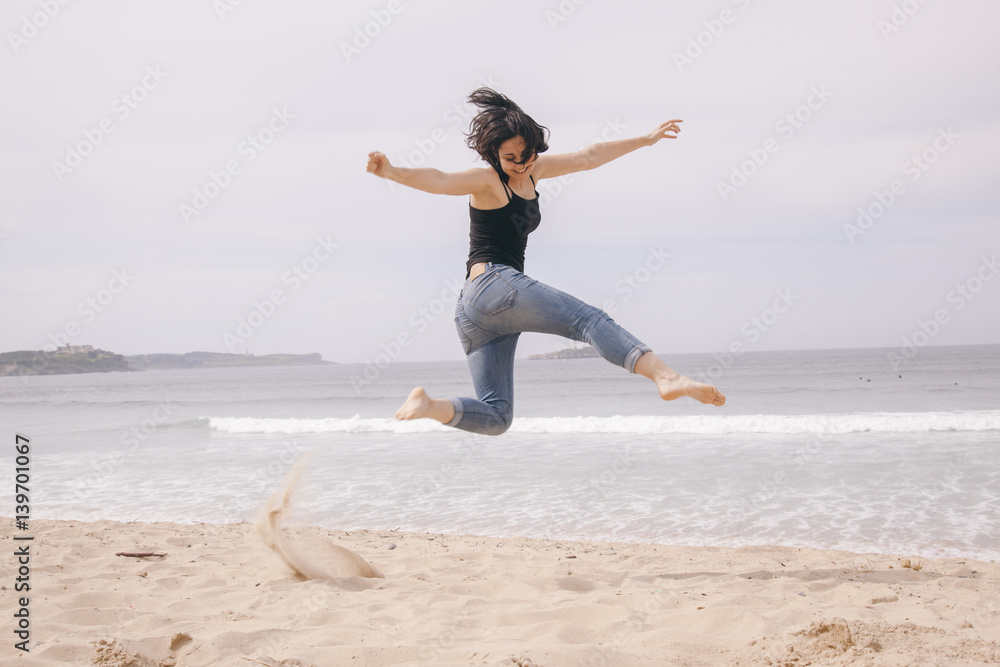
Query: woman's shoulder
469 168 509 211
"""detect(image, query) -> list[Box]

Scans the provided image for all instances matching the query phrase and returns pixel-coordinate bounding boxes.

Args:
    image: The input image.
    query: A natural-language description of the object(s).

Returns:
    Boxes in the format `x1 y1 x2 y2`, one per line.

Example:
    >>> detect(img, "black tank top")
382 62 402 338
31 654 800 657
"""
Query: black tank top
465 171 541 277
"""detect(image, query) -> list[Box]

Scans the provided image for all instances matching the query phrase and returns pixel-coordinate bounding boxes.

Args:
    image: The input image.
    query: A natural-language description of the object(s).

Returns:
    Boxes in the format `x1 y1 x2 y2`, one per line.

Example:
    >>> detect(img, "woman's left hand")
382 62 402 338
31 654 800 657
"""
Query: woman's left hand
646 120 683 145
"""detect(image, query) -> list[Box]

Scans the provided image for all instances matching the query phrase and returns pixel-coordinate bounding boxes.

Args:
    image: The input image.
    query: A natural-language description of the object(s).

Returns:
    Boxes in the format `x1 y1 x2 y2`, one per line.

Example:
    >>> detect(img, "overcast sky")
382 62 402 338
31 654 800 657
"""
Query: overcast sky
3 0 998 366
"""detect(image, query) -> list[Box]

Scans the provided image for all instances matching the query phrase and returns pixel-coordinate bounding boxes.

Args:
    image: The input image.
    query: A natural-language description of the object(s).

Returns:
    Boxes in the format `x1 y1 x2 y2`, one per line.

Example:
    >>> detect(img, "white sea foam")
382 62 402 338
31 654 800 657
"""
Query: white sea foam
206 410 1000 436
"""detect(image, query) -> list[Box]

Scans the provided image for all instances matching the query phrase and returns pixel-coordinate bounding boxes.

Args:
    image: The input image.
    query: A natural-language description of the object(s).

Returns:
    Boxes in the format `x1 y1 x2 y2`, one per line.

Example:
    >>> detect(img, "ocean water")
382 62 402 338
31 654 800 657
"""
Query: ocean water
2 345 998 561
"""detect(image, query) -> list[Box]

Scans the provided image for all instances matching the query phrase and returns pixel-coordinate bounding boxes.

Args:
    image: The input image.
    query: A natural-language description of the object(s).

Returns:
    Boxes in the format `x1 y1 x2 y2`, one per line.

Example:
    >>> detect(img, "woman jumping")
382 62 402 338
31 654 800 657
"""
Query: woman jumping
366 88 725 436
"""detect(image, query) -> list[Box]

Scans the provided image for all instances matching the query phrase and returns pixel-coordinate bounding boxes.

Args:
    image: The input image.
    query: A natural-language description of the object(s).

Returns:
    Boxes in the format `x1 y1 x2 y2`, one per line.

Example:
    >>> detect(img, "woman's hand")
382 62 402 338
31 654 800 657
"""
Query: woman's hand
645 120 683 146
366 151 392 178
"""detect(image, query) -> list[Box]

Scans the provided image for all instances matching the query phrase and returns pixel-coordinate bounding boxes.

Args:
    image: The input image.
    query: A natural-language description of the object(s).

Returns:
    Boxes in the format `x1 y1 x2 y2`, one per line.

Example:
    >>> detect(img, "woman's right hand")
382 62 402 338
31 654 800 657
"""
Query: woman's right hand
644 120 683 146
366 151 392 178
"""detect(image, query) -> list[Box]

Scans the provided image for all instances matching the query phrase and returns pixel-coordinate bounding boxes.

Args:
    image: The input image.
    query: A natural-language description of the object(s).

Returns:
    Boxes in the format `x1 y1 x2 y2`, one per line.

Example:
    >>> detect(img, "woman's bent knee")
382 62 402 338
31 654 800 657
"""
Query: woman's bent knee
487 414 514 436
481 410 513 436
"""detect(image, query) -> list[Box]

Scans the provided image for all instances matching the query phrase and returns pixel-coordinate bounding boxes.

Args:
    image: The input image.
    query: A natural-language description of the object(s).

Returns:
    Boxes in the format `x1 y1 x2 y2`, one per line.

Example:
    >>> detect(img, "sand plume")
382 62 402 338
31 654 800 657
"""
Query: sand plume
256 455 383 580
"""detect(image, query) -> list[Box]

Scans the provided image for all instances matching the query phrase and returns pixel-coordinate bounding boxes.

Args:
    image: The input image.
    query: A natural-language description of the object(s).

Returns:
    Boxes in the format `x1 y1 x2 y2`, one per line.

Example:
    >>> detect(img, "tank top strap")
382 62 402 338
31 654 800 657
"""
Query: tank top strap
500 178 513 202
492 165 513 202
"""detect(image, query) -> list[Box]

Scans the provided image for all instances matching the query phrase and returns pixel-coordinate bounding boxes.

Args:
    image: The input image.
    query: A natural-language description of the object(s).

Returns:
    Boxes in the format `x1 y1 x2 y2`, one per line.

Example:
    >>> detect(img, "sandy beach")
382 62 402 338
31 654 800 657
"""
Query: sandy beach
3 518 999 666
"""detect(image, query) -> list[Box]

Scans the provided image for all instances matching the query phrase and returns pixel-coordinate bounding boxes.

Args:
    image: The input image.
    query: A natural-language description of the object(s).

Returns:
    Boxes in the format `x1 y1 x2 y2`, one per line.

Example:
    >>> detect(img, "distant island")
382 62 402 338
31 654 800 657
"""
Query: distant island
0 347 129 376
0 345 332 376
126 351 331 370
527 345 600 360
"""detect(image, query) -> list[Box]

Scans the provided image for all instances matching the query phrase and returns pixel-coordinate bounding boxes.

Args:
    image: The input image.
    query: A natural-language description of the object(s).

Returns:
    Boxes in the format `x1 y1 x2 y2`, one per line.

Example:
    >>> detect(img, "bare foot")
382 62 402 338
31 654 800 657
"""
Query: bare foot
394 386 431 420
655 373 726 406
634 351 726 406
394 386 456 423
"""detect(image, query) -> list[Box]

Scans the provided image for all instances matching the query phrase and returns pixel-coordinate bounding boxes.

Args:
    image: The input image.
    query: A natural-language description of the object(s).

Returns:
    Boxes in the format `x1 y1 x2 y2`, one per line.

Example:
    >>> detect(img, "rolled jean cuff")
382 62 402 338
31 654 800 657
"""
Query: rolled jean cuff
444 397 464 427
625 345 651 374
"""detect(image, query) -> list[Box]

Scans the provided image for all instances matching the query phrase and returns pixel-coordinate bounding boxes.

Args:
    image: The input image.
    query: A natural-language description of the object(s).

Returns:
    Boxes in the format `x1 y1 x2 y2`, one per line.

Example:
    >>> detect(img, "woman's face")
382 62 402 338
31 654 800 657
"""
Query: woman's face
497 136 536 183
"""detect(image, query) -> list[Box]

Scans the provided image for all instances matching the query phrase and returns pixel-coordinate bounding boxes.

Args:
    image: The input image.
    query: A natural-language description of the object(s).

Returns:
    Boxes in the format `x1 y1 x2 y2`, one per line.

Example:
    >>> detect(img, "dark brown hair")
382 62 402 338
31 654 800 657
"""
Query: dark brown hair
465 88 549 182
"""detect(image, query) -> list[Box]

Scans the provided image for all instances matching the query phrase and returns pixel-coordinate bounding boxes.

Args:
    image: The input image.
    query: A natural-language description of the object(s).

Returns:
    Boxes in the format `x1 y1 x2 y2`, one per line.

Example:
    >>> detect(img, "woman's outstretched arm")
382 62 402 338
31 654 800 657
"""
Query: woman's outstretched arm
366 151 492 196
532 120 683 180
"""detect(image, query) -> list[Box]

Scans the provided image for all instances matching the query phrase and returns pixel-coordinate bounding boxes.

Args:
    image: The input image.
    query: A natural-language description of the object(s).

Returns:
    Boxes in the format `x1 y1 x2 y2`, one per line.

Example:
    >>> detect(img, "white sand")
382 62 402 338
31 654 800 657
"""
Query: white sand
3 518 999 666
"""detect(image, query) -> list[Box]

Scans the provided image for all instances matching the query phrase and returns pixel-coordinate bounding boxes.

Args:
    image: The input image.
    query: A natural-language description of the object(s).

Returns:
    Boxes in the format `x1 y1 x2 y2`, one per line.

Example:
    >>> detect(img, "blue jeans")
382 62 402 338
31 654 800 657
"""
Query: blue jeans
447 263 651 436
